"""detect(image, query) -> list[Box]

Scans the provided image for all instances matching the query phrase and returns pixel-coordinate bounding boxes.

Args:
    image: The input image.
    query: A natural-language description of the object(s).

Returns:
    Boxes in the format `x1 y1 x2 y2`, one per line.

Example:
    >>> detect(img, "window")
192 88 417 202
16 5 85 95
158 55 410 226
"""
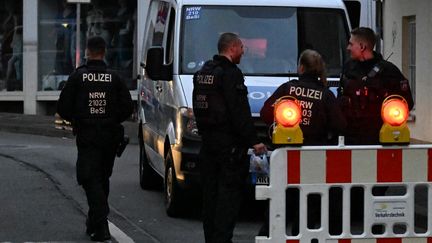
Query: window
144 1 170 53
180 6 348 77
38 0 137 91
343 0 361 29
402 16 416 105
146 2 174 64
165 8 175 64
152 2 170 47
0 1 23 91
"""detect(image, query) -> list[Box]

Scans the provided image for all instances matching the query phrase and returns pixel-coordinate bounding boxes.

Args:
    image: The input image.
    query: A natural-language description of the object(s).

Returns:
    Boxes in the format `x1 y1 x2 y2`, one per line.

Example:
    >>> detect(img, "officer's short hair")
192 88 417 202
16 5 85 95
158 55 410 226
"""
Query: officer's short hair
351 27 376 50
86 36 106 55
218 32 240 53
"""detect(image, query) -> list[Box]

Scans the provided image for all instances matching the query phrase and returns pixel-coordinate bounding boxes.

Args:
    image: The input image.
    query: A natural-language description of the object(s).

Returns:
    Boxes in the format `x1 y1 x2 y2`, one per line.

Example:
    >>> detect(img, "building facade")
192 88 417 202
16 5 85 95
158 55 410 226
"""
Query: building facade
1 0 429 141
383 0 431 141
0 0 148 115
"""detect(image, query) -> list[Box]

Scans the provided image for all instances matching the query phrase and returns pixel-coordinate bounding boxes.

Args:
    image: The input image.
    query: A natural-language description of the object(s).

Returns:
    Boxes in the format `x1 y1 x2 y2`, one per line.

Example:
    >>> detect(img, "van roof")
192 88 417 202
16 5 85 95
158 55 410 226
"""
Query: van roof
179 0 346 9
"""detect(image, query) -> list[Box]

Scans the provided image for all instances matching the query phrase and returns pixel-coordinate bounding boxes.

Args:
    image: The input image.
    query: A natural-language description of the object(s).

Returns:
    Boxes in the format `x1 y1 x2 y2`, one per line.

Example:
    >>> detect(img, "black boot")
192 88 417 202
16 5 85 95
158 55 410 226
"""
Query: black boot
90 221 111 242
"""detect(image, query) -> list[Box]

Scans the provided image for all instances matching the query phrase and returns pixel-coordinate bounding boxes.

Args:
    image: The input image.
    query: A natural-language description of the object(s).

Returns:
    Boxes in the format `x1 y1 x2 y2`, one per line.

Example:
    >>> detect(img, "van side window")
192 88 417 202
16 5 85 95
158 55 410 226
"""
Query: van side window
150 1 170 46
343 1 361 29
297 8 349 77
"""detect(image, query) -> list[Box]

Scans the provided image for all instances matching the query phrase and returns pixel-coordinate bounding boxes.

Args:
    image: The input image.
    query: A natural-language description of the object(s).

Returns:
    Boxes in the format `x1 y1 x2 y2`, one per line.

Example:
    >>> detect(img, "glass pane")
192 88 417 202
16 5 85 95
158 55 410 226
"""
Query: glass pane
343 1 361 29
39 0 137 91
297 8 348 77
181 6 298 76
181 6 348 77
39 0 76 91
0 1 23 91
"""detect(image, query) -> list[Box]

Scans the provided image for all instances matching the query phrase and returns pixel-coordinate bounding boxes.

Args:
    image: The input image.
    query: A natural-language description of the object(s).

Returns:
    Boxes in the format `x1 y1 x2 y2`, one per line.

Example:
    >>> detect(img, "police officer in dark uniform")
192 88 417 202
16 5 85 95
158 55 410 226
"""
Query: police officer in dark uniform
259 49 346 237
57 36 133 241
261 49 347 145
193 32 266 243
338 27 414 145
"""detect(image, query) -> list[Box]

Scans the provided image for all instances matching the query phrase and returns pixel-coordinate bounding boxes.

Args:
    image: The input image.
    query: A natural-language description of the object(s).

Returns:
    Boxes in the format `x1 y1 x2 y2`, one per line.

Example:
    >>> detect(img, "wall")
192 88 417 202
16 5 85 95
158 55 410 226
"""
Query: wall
383 0 432 141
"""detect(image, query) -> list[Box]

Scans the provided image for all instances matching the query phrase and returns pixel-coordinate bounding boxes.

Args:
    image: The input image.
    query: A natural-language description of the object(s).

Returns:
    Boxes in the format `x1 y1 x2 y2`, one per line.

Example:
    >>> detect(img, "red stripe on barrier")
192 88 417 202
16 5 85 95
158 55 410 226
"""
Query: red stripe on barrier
377 238 402 243
338 239 351 243
429 237 432 243
287 150 300 184
428 149 432 182
326 150 352 183
377 149 402 182
286 240 299 243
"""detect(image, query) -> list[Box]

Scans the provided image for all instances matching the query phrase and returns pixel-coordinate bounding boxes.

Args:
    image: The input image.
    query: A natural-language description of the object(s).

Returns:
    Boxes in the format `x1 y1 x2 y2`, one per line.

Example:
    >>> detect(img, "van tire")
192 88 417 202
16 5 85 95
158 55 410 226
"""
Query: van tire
139 141 160 190
165 149 184 217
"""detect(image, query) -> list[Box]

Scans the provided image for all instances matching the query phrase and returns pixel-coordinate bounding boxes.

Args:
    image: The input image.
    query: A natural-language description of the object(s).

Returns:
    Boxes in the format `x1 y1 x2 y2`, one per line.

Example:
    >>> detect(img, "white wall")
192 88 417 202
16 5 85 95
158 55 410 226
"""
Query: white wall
383 0 432 141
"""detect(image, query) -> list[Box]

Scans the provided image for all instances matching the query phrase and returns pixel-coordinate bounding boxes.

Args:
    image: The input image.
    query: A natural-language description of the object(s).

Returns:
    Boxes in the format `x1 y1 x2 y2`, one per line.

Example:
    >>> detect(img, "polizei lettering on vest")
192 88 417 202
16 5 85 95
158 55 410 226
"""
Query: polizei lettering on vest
196 74 214 85
82 73 112 82
289 86 322 100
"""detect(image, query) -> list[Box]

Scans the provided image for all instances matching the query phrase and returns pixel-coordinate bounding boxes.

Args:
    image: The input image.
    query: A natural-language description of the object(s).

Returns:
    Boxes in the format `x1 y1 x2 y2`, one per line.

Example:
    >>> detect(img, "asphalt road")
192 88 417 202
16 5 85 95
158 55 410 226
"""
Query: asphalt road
0 131 262 243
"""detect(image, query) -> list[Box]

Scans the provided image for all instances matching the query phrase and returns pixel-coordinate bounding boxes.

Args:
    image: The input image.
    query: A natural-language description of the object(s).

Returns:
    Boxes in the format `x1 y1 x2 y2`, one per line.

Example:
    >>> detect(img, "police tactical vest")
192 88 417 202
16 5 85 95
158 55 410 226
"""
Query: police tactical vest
340 62 386 117
76 65 117 121
192 61 229 132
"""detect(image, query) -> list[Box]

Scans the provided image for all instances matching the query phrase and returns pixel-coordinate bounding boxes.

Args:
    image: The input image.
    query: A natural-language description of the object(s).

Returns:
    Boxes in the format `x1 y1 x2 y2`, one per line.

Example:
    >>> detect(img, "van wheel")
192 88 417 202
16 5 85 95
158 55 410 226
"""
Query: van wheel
165 149 184 217
139 142 160 190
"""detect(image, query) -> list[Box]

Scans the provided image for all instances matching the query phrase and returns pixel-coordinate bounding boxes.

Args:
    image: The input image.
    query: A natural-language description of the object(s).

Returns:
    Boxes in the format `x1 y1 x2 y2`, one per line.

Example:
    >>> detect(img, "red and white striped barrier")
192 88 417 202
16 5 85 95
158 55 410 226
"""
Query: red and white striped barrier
256 145 432 243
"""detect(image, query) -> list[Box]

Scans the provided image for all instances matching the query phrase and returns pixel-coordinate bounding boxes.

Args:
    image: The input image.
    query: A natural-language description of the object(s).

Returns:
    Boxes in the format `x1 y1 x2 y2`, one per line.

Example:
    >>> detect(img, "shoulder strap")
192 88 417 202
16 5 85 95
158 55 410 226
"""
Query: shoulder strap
338 63 347 96
366 61 383 79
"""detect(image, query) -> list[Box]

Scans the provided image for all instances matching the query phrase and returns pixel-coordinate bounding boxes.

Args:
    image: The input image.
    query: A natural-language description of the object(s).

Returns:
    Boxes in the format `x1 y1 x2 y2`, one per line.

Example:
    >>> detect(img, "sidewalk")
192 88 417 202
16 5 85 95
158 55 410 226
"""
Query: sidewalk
0 112 138 144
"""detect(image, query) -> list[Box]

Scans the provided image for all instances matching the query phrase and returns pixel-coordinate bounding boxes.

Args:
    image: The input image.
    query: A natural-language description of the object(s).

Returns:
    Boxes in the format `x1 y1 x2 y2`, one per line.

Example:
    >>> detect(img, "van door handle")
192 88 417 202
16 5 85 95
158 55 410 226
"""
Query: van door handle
156 84 163 93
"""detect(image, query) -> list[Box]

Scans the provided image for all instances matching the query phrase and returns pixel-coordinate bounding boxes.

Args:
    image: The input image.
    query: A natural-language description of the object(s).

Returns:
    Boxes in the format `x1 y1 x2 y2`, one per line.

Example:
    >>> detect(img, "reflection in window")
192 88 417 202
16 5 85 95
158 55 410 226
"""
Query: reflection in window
181 6 348 77
38 0 137 91
0 1 23 91
298 8 349 77
182 6 298 76
144 0 170 58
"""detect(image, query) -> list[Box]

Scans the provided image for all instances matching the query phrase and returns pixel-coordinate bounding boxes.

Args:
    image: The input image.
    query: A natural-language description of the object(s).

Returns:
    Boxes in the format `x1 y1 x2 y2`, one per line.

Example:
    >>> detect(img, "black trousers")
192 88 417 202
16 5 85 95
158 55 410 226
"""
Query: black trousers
200 145 248 243
76 126 120 229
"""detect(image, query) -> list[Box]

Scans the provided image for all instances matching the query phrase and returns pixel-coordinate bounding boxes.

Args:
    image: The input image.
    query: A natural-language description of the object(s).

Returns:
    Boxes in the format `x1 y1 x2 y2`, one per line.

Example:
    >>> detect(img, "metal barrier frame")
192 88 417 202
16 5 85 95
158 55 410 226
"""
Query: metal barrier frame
256 145 432 243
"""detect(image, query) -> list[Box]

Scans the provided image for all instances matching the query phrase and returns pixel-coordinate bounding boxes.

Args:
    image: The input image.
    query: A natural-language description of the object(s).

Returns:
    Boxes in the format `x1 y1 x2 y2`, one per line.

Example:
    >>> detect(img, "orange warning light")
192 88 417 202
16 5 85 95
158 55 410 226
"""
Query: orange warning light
274 99 301 127
381 96 409 126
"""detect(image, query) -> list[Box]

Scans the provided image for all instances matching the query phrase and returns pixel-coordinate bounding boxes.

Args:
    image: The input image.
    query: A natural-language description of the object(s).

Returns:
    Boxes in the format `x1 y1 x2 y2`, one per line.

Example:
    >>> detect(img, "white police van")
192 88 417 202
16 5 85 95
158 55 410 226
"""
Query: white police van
137 0 352 216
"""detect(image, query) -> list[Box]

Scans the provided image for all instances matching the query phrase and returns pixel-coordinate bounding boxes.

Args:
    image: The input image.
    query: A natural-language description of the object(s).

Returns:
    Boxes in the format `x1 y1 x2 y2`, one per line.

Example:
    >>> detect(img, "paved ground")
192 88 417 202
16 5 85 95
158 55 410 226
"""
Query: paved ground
0 112 138 144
